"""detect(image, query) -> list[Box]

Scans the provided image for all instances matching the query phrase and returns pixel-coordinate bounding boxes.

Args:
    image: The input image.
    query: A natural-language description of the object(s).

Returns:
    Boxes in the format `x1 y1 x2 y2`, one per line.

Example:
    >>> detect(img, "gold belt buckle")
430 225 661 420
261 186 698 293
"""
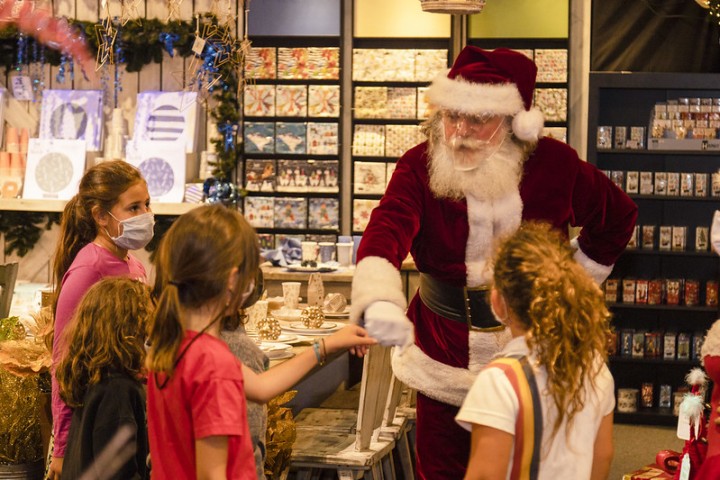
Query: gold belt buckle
463 285 504 332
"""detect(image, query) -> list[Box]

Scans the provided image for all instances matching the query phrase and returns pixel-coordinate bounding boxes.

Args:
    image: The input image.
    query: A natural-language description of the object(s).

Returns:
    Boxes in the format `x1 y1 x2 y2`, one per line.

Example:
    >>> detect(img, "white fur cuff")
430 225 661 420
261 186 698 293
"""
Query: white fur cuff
571 237 613 284
350 256 407 324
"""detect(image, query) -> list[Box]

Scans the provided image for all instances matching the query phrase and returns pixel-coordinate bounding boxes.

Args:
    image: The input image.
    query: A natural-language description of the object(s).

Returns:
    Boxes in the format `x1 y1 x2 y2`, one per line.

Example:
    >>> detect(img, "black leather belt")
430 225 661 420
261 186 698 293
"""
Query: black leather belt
418 273 504 331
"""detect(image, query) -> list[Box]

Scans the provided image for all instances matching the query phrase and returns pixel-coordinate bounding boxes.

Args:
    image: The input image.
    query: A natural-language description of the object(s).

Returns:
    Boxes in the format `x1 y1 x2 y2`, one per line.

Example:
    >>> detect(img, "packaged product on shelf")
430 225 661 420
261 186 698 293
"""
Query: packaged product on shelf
244 84 276 117
386 88 418 119
695 226 709 251
680 172 695 197
277 47 310 80
244 196 275 228
694 173 708 197
635 279 649 304
622 278 637 303
689 97 702 113
614 126 627 149
706 280 719 306
665 279 682 305
354 87 388 119
626 225 639 249
604 278 619 302
276 160 309 192
712 171 720 197
353 162 387 195
666 172 680 196
533 49 568 83
273 197 308 229
306 122 339 155
641 225 655 250
244 159 277 192
244 122 276 153
385 125 423 158
275 122 307 154
352 124 386 157
245 47 277 79
306 47 340 80
632 331 646 358
692 333 704 360
678 97 691 113
607 330 618 356
673 391 686 416
671 226 687 251
307 160 338 193
628 126 646 149
639 171 654 195
677 333 691 360
308 198 339 230
648 279 664 305
533 88 567 122
257 233 275 251
352 198 380 232
610 171 625 190
659 385 672 408
308 85 340 118
413 50 448 82
617 388 639 413
620 330 634 357
275 85 308 117
654 171 668 195
644 332 661 358
596 126 613 149
684 280 700 306
663 332 677 360
640 382 654 408
625 171 639 194
658 226 672 251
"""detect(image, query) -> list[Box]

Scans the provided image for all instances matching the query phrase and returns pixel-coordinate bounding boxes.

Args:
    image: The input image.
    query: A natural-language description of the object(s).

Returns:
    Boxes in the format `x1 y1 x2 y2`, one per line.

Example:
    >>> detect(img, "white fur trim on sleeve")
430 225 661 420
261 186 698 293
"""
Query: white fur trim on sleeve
391 345 477 407
350 256 407 325
427 72 524 116
570 237 613 285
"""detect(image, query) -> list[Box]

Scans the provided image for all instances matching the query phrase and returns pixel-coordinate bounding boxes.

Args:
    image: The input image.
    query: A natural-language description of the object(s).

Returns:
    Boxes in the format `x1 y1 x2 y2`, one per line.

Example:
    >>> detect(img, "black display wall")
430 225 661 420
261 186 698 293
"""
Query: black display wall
592 0 720 73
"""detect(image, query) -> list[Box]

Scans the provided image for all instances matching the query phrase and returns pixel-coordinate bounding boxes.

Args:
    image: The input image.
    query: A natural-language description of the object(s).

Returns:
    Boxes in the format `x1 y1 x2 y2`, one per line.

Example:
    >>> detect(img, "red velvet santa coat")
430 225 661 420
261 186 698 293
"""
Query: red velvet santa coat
351 136 637 478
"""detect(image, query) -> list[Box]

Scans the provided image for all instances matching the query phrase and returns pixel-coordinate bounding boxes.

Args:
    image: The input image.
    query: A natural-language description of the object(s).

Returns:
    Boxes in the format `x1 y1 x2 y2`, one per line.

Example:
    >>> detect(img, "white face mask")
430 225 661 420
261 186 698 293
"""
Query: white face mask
107 212 155 250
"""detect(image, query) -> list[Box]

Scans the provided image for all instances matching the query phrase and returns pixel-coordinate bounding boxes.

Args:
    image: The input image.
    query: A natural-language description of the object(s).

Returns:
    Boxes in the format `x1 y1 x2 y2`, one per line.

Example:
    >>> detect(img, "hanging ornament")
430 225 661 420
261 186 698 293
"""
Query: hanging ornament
165 0 183 22
202 177 240 205
113 18 125 109
217 121 237 152
158 32 180 57
95 15 117 70
119 0 142 26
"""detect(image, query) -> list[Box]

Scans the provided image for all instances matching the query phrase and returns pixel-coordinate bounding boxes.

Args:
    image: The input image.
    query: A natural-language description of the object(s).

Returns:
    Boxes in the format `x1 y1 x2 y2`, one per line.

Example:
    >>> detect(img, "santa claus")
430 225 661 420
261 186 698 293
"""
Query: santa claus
350 46 638 479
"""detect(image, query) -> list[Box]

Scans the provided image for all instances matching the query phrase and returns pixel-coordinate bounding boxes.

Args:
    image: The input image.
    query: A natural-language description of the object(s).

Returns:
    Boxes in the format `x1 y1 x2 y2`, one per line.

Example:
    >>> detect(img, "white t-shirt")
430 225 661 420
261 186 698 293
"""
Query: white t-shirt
456 336 615 480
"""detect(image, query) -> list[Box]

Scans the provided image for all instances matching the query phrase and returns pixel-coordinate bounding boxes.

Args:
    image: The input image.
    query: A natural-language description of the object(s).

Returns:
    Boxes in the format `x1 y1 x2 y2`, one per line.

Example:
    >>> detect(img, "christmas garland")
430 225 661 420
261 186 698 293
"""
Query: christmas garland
0 14 244 256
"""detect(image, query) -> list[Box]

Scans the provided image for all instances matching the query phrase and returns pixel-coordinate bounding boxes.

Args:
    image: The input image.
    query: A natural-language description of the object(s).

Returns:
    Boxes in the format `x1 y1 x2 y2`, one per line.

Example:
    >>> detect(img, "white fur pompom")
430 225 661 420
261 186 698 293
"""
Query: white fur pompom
680 393 705 422
686 367 708 387
511 107 544 142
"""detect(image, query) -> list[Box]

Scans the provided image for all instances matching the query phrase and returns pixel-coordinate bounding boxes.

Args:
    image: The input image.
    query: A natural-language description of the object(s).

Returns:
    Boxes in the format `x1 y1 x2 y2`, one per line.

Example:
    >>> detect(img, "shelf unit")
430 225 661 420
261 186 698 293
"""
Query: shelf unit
241 36 342 247
349 37 450 234
588 72 720 426
0 198 198 216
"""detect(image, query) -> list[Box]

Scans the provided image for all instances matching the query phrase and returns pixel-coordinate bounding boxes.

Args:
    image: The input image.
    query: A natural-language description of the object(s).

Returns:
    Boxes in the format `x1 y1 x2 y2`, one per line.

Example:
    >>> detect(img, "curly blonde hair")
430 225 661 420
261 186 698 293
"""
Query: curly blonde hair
56 277 153 407
492 222 611 435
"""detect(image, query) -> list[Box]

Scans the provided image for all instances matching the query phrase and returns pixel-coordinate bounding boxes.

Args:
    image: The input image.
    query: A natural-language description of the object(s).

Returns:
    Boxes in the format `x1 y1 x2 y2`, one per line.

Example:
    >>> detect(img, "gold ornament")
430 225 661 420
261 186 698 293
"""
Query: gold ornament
301 306 325 329
94 15 117 70
257 314 281 341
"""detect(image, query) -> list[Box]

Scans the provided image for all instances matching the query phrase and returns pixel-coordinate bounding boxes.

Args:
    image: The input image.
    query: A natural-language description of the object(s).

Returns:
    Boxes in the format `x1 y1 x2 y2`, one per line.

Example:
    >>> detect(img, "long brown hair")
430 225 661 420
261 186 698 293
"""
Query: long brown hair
56 277 153 407
146 205 260 376
492 222 611 435
52 160 145 312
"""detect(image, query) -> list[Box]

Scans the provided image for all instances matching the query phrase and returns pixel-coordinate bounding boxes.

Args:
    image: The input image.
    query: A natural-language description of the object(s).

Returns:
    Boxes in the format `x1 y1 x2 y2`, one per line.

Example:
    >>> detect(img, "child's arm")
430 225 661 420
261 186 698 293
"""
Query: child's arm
242 324 376 403
589 412 614 480
195 436 229 480
464 424 513 480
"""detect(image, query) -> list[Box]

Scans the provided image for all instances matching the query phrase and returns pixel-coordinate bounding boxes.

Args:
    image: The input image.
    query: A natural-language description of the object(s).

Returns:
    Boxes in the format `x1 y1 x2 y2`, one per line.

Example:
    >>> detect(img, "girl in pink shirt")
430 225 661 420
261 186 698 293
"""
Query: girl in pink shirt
48 160 154 479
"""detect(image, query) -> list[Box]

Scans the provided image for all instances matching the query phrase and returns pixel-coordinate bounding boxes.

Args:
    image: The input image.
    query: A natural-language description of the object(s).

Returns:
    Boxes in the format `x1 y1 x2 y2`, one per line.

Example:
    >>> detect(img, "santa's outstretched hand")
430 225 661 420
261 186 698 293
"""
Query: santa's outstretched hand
363 301 414 351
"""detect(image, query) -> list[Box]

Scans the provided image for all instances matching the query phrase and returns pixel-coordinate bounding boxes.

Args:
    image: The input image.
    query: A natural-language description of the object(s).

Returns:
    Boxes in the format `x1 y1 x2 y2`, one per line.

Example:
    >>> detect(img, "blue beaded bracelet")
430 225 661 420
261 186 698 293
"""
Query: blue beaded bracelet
313 340 325 366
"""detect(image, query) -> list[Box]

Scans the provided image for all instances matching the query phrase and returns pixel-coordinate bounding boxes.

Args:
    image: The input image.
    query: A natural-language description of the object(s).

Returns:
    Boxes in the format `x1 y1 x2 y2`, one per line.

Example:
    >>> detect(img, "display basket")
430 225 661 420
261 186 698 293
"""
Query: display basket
419 0 486 14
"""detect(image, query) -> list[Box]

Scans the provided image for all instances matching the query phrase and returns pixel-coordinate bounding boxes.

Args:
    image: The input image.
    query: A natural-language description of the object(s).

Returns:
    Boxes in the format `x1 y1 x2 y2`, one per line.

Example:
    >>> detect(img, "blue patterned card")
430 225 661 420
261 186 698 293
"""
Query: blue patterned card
244 122 276 153
275 122 307 154
309 197 339 230
274 196 307 229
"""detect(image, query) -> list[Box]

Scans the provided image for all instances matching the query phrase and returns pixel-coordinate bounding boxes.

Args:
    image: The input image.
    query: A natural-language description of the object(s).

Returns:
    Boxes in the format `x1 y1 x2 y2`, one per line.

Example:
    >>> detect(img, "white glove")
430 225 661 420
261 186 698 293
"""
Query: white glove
364 300 414 350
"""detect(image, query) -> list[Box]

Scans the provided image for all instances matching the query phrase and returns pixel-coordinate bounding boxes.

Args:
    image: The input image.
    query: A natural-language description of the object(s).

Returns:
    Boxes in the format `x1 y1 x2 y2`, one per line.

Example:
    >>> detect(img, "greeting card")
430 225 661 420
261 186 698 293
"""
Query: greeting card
244 84 275 117
307 122 338 155
417 87 430 119
354 87 388 119
23 138 86 200
244 159 276 192
352 124 385 157
534 88 567 122
245 47 277 79
309 197 339 230
534 49 568 83
414 49 447 82
386 162 397 187
385 124 423 158
308 85 340 117
133 91 199 153
126 141 186 202
244 122 275 153
275 122 307 154
354 161 386 194
275 85 308 117
274 196 307 229
306 47 340 80
257 233 275 250
39 89 103 151
387 88 417 119
244 196 275 228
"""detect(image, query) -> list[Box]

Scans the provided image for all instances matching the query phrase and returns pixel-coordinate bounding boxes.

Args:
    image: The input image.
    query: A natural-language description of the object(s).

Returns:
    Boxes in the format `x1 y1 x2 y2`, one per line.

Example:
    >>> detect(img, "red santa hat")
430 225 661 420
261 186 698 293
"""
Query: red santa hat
426 46 545 142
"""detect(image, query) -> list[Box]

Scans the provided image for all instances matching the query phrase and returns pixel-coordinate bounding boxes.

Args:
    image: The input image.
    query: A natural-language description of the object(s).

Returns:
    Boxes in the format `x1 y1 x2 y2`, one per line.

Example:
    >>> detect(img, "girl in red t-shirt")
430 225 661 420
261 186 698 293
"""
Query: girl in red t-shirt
146 205 376 479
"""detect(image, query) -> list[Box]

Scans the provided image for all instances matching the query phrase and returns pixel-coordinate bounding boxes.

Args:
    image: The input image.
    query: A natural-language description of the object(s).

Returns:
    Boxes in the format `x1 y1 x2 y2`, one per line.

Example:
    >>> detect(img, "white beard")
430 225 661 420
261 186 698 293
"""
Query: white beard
428 128 525 202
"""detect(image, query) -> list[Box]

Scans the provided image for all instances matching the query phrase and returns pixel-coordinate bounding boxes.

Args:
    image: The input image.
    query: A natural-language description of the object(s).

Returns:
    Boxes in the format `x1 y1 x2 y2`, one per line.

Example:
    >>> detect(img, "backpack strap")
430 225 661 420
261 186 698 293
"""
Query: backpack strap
485 354 543 480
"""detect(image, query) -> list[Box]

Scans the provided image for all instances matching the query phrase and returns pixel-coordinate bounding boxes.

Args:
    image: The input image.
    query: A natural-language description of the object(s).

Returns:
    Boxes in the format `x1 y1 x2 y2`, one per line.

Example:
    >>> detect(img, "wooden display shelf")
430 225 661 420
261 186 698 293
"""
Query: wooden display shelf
615 408 676 426
0 198 201 216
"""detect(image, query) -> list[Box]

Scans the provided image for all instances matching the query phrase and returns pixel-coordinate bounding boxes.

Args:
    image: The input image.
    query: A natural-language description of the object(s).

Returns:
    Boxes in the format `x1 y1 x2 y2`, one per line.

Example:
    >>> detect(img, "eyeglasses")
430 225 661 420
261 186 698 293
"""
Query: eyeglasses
441 111 504 130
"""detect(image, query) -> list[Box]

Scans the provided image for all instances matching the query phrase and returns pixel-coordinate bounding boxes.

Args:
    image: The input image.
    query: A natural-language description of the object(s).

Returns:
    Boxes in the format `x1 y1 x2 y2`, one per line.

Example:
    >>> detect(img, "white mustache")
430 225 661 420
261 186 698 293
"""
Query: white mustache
449 136 487 150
